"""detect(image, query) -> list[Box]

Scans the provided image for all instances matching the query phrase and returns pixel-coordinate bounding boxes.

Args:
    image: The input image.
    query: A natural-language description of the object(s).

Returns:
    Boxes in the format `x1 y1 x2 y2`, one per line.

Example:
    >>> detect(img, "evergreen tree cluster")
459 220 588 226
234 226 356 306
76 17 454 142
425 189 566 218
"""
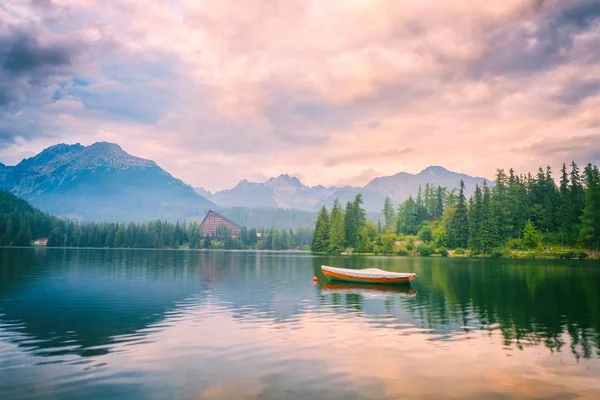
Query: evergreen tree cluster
44 220 313 250
311 194 370 253
313 162 600 255
0 190 313 250
395 162 600 253
0 191 54 246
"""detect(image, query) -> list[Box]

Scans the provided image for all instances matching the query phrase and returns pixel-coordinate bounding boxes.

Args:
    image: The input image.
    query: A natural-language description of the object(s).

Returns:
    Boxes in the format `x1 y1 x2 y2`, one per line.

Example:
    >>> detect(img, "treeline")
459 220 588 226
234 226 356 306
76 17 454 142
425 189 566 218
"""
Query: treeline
0 190 313 250
312 162 600 256
46 221 313 250
0 191 54 246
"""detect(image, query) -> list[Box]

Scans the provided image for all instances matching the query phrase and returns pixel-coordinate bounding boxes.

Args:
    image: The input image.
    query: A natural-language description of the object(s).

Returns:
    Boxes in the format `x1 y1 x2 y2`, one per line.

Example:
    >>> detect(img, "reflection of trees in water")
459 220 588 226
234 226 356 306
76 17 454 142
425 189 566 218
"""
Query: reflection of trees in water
313 256 600 359
407 259 600 359
0 248 206 358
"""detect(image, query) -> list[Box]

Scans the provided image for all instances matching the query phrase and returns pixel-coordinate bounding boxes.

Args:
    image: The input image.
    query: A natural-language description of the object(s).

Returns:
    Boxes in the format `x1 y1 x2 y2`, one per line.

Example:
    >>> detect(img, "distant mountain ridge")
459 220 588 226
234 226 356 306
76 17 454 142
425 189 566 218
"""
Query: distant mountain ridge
197 174 337 210
196 166 491 213
0 141 491 225
0 142 215 221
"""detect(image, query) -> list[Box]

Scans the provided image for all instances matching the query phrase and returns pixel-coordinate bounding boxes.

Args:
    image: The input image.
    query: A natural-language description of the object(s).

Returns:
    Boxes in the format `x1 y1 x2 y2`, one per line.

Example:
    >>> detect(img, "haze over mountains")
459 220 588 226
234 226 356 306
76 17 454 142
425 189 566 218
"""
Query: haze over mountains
196 166 489 213
0 141 490 226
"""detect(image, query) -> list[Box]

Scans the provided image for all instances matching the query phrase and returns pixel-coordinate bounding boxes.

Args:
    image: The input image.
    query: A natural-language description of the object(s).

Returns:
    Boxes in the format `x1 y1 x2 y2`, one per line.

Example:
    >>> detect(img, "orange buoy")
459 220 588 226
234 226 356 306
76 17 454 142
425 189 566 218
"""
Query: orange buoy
313 276 318 283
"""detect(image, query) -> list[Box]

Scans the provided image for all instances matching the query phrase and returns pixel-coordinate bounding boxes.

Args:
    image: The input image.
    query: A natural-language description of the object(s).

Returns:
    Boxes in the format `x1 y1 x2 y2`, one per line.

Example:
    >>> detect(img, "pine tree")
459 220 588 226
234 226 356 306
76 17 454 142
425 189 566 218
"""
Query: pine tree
415 186 429 225
557 163 572 245
479 181 498 252
492 169 512 245
523 219 542 249
344 194 366 248
581 164 600 252
448 180 469 248
434 186 444 220
248 228 258 246
15 222 32 246
396 196 419 235
468 184 483 252
356 224 374 253
311 205 330 252
382 197 395 232
1 218 13 246
328 199 345 253
570 161 585 230
344 201 355 247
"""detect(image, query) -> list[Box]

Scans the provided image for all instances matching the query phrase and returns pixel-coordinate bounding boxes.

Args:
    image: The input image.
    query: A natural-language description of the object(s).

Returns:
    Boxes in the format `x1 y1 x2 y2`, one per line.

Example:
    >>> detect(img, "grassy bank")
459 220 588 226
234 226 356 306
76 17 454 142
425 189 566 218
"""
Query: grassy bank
320 246 598 260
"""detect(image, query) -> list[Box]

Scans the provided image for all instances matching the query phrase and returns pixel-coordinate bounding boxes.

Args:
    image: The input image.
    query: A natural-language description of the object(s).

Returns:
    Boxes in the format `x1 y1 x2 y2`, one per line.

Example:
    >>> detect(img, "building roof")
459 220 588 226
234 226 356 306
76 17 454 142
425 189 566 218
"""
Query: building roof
200 210 241 229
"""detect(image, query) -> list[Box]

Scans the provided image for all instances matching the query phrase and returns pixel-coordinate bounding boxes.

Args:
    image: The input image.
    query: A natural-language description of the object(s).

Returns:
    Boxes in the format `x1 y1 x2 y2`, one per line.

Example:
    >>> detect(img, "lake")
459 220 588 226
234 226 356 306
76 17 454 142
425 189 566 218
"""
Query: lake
0 248 599 399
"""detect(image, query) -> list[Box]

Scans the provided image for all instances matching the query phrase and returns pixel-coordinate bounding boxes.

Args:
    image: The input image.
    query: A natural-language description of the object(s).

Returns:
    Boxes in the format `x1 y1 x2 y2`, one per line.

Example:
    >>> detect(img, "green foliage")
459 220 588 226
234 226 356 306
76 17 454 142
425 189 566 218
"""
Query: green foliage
406 236 416 251
523 220 543 249
380 233 397 254
433 207 453 248
506 238 524 250
580 164 600 251
416 243 434 256
396 196 419 235
489 250 503 258
417 223 433 242
0 191 54 246
344 194 367 248
0 190 313 251
356 224 374 253
397 246 409 256
328 199 345 253
448 180 469 248
438 247 449 257
311 206 330 252
382 197 396 232
454 248 466 255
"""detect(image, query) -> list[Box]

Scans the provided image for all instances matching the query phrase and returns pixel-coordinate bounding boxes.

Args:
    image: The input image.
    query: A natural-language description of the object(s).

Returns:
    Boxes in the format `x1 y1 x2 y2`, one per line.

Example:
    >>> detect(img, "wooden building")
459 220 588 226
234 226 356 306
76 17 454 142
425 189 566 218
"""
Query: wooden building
200 210 242 237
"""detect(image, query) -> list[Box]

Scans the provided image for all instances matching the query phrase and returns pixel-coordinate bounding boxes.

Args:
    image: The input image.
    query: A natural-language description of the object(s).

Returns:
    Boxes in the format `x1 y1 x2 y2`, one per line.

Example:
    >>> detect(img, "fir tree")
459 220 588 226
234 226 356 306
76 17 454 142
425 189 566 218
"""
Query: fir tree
311 205 330 252
448 180 469 248
468 184 483 252
434 186 444 220
557 163 572 245
479 181 498 252
570 161 585 229
382 197 396 231
328 199 345 253
523 219 542 249
581 164 600 252
396 196 418 235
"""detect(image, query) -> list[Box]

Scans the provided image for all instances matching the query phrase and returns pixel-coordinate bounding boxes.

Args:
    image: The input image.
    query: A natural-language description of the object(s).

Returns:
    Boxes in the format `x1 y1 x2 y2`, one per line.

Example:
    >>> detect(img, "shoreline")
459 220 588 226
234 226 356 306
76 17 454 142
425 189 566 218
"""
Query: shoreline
312 249 599 260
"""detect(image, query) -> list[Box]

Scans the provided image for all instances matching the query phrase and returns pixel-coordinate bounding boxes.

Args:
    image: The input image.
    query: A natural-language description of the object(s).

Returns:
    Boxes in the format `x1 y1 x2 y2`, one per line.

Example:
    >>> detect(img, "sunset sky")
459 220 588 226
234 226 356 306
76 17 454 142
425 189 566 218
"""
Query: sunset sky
1 0 599 191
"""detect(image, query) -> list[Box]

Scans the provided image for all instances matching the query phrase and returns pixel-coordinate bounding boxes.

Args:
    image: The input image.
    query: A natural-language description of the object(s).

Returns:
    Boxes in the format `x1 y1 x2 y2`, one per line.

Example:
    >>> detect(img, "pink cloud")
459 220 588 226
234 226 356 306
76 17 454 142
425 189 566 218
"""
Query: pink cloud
2 0 600 191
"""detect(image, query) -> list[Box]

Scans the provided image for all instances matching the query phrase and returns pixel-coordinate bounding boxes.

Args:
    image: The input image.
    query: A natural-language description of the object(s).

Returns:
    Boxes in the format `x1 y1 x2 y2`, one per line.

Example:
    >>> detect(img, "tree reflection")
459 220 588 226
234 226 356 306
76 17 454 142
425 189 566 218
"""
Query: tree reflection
313 256 600 359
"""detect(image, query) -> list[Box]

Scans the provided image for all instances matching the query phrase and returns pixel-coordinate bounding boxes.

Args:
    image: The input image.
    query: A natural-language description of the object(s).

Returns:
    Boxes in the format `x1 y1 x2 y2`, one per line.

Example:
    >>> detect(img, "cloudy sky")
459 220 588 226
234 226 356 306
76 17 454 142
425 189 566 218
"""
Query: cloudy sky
1 0 599 191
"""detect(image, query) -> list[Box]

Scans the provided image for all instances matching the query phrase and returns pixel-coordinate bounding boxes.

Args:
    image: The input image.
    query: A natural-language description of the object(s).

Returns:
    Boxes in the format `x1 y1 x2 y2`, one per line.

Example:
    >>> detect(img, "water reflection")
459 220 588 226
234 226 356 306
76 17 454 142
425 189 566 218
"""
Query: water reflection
313 255 600 360
0 249 599 399
320 282 416 296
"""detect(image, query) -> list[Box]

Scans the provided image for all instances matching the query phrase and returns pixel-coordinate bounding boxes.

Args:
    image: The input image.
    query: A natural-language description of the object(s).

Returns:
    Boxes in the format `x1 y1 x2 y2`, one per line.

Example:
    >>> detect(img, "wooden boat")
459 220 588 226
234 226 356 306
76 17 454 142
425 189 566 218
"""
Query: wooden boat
321 265 417 285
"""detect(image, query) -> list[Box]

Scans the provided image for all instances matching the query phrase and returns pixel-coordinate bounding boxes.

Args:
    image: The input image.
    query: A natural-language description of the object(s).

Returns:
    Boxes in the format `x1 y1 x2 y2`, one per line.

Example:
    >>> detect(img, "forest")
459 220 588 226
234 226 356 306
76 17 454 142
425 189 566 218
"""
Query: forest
0 191 313 250
311 162 600 258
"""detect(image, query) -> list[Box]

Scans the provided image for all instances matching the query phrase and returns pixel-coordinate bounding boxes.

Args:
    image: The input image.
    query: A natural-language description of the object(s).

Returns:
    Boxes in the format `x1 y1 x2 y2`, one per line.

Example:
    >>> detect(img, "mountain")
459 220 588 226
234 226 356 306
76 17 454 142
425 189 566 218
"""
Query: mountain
210 174 337 210
209 166 491 213
193 186 214 201
348 165 491 210
0 142 215 221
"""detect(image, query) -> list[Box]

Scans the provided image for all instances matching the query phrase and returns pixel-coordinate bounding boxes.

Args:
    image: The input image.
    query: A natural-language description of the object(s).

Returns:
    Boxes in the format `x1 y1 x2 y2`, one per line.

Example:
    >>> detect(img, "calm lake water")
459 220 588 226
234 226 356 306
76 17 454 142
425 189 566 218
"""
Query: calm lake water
0 248 599 400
